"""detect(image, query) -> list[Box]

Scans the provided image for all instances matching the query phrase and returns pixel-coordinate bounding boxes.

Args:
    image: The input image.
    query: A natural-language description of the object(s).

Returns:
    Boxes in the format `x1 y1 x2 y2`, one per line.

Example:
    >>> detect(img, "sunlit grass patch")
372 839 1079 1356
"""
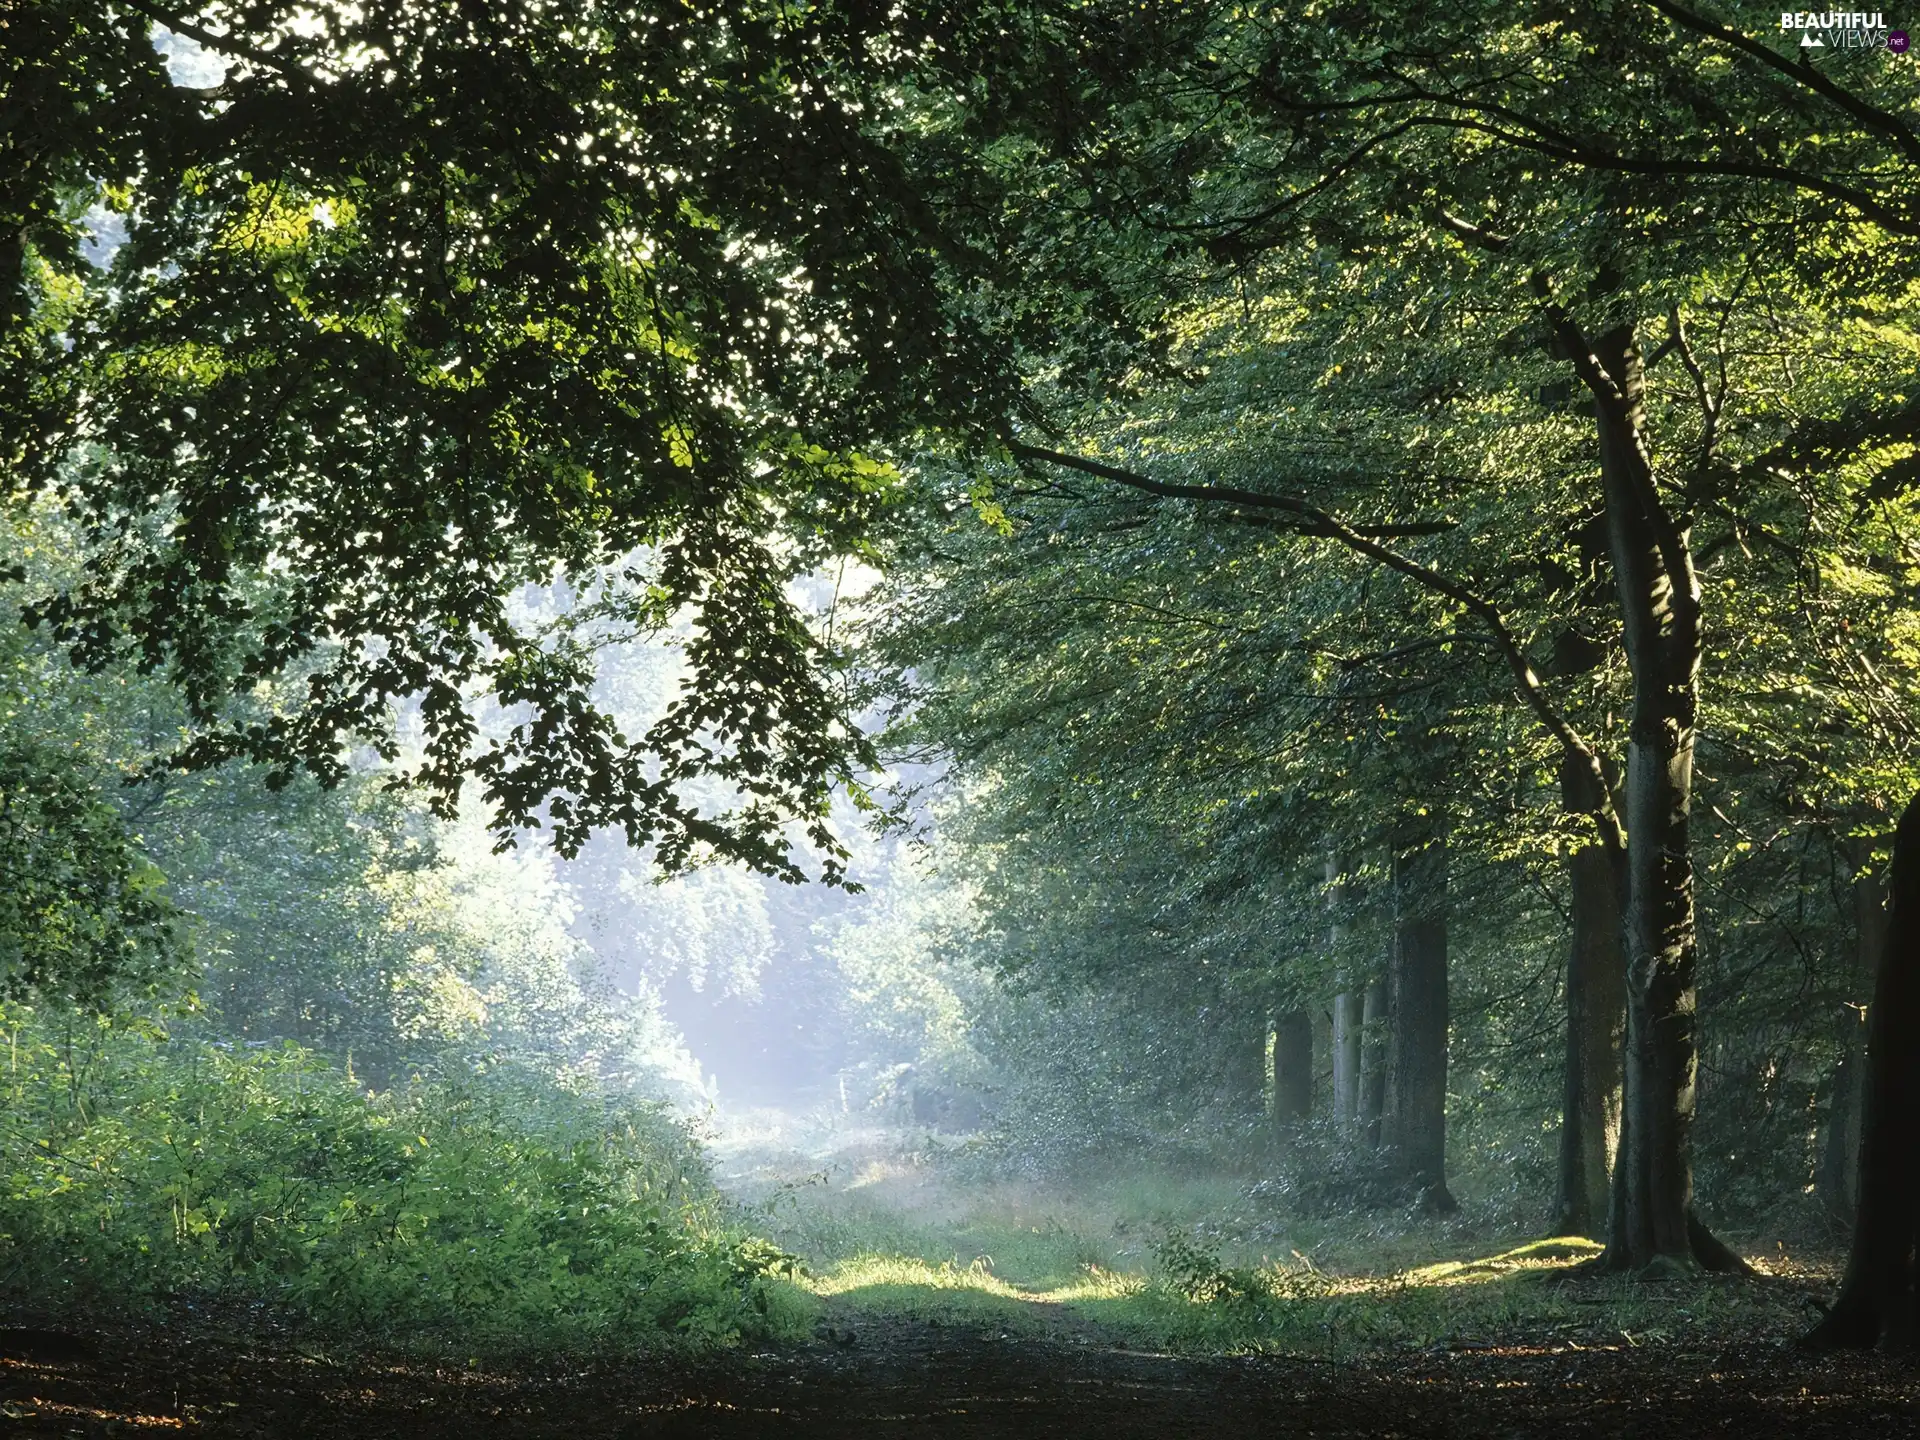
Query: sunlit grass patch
807 1249 1142 1320
805 1253 1067 1332
812 1254 1028 1301
1402 1235 1605 1285
1037 1264 1146 1305
743 1144 1833 1358
803 1228 1821 1360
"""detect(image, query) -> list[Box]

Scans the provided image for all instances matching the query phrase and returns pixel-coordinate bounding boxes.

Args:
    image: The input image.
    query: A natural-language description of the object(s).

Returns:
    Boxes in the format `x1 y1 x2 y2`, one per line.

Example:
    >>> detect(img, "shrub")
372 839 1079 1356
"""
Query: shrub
0 1006 808 1352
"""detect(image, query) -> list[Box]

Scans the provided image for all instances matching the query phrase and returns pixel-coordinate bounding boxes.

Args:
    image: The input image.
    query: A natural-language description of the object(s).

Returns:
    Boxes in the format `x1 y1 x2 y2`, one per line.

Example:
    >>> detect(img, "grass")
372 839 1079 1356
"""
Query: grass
725 1134 1838 1357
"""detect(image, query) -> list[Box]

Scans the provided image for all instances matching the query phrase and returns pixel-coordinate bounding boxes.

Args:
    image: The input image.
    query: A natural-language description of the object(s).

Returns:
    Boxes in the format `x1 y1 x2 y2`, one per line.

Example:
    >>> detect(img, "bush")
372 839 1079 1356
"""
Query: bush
1246 1120 1427 1218
0 1006 808 1352
1151 1228 1275 1306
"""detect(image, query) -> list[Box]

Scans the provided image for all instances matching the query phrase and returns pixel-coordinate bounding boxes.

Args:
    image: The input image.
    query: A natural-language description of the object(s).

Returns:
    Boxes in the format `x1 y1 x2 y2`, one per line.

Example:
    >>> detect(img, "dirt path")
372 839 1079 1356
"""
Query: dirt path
3 1311 1916 1438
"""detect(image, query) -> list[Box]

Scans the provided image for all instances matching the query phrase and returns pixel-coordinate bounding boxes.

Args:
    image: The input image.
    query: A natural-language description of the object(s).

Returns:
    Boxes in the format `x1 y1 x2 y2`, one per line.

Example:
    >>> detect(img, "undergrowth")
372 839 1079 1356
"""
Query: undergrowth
733 1140 1835 1357
0 1006 813 1353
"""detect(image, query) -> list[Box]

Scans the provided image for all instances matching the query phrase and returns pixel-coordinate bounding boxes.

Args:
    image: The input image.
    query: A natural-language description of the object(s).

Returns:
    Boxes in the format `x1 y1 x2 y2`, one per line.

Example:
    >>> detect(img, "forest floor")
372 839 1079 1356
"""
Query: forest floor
5 1125 1918 1437
3 1283 1916 1438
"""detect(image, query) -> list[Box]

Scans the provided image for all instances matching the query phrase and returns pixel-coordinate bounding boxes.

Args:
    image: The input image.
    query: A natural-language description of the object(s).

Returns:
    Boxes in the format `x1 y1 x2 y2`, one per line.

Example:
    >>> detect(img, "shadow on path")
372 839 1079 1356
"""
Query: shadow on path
4 1309 1916 1438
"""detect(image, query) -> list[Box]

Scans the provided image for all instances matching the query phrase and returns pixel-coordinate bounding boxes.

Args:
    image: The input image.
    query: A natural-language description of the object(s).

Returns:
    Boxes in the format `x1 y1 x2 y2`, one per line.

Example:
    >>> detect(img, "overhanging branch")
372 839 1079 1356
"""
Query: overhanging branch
1006 444 1453 538
1639 0 1920 167
117 0 317 90
1007 441 1627 855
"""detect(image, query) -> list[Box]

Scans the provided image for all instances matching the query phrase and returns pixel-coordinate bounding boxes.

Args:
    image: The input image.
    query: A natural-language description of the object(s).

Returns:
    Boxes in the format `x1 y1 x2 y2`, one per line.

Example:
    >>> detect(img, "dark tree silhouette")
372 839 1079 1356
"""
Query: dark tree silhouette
1805 789 1920 1350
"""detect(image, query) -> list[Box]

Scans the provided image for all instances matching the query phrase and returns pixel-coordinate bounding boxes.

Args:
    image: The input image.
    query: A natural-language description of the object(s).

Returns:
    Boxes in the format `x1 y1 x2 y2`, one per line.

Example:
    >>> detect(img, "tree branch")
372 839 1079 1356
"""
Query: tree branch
1638 0 1920 167
1411 114 1918 239
1005 444 1453 538
1007 441 1626 854
116 0 316 90
1435 210 1511 253
1666 305 1721 476
1530 289 1702 631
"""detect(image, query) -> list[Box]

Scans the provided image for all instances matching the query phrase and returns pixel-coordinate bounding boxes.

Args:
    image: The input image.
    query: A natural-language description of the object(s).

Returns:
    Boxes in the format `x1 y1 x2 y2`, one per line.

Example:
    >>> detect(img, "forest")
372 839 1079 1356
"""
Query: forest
3 2 1920 1435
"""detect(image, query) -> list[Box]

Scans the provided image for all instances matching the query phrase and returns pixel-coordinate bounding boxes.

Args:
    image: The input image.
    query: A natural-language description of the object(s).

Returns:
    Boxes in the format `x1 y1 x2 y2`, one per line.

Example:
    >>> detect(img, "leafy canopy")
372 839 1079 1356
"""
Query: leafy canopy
7 0 1022 877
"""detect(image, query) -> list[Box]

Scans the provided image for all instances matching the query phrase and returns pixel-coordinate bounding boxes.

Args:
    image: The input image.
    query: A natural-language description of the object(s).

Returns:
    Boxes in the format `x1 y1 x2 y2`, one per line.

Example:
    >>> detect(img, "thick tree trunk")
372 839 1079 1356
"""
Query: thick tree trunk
1576 323 1738 1274
1386 822 1454 1210
1556 751 1627 1237
1804 791 1920 1350
1270 1007 1313 1128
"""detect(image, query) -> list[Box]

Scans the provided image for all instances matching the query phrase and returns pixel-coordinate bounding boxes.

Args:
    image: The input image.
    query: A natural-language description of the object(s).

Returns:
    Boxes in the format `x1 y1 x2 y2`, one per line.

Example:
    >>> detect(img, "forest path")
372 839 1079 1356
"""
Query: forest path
3 1307 1916 1439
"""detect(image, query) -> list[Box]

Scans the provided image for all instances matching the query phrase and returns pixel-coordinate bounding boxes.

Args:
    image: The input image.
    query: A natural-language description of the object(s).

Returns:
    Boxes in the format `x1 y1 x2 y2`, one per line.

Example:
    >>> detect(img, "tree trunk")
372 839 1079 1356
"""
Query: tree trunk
1577 322 1737 1274
1312 1005 1333 1117
1359 977 1389 1147
1556 750 1627 1237
1333 989 1362 1124
1386 821 1454 1210
1820 1049 1868 1221
1804 790 1920 1350
1328 851 1362 1125
1270 1007 1313 1128
1819 840 1887 1223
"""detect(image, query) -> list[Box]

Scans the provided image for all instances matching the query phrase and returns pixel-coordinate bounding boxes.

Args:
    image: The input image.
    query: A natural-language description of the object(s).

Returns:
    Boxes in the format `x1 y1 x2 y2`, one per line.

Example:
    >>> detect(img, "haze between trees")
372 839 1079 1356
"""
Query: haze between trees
3 0 1920 1362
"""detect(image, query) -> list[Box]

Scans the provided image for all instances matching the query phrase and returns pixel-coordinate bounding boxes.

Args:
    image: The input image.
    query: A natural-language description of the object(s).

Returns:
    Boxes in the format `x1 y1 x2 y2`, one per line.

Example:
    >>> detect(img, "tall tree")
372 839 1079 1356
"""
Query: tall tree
1557 748 1628 1235
1387 812 1453 1209
902 0 1919 1269
1806 791 1920 1350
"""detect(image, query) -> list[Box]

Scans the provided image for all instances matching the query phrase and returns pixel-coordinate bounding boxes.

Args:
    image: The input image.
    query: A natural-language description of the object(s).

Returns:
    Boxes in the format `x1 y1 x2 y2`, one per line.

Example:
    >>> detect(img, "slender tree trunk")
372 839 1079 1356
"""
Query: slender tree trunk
1269 1007 1313 1129
1804 791 1920 1349
1819 1049 1866 1220
1328 851 1362 1125
1820 840 1887 1223
1556 751 1627 1237
1573 322 1738 1274
1359 977 1388 1147
1311 1005 1333 1117
1333 991 1362 1124
1386 820 1454 1210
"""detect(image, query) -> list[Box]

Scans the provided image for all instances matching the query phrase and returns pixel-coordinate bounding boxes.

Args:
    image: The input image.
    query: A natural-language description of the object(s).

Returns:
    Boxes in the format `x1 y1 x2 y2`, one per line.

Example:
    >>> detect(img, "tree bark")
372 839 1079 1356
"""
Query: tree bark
1269 1007 1313 1128
1359 976 1389 1148
1819 1049 1867 1221
1328 851 1362 1126
1556 750 1628 1237
1570 321 1738 1274
1819 839 1887 1224
1312 1004 1333 1117
1804 790 1920 1350
1386 820 1454 1210
1332 990 1362 1124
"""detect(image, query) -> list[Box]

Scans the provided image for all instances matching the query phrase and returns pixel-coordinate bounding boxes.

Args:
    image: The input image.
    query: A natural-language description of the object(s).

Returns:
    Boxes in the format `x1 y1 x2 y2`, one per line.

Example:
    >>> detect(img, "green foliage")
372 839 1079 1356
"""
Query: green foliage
5 1 1037 878
1150 1228 1272 1306
0 510 184 1011
845 1 1920 1242
0 1005 808 1352
0 741 180 1009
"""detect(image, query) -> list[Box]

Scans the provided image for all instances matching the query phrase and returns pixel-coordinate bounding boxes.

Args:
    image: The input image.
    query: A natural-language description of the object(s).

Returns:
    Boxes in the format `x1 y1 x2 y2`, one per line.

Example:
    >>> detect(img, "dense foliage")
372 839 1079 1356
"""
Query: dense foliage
6 0 1920 1359
0 1006 807 1349
5 0 1035 878
841 1 1920 1260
